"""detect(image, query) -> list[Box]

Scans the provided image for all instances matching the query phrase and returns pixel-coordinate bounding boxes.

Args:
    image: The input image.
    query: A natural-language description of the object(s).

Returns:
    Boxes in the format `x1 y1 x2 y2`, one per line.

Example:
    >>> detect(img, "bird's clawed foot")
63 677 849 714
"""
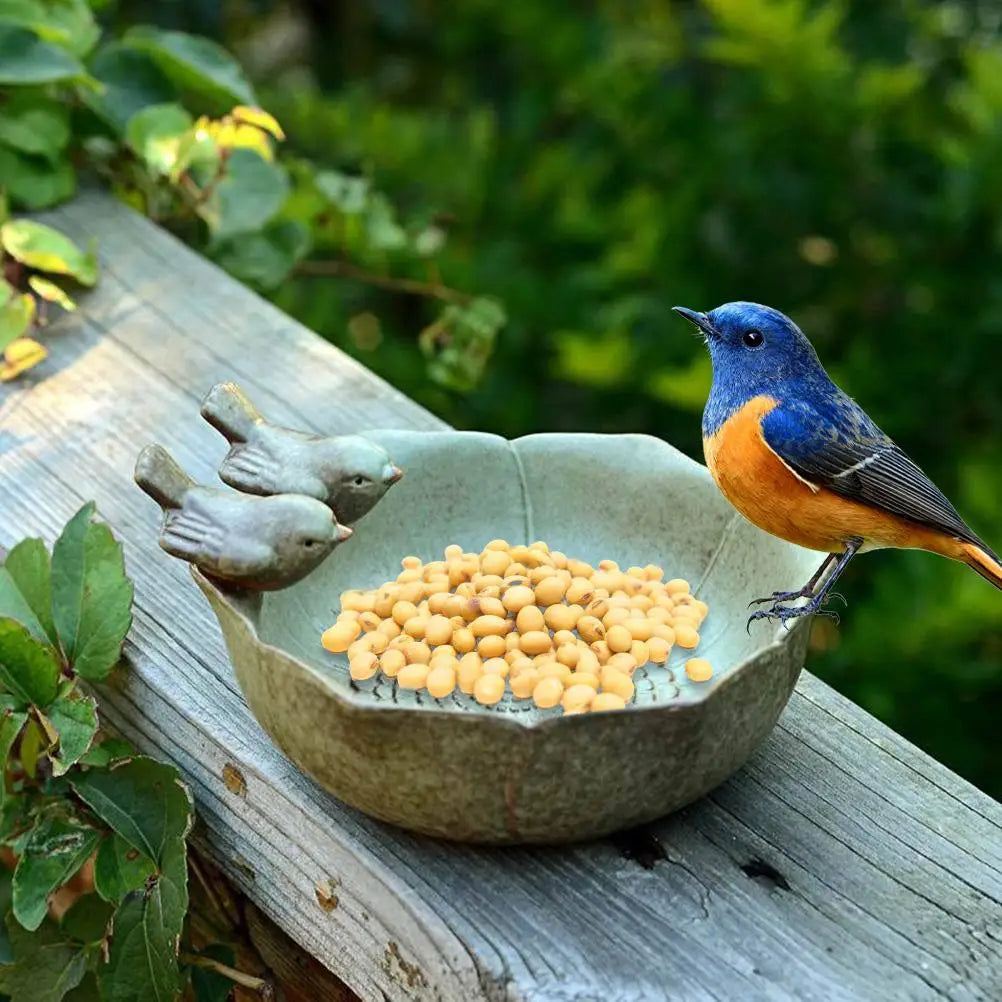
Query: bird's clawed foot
745 591 843 632
748 587 813 608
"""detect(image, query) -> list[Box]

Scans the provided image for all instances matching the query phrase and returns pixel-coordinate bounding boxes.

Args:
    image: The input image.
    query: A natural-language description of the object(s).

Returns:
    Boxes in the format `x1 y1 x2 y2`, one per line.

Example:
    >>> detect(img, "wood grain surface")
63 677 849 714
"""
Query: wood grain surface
1 191 999 1002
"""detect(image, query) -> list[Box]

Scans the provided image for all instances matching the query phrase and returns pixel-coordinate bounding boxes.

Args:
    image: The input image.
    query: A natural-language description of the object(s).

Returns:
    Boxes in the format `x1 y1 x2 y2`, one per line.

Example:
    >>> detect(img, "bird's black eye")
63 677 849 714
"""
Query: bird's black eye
743 329 764 348
352 475 366 487
303 539 315 548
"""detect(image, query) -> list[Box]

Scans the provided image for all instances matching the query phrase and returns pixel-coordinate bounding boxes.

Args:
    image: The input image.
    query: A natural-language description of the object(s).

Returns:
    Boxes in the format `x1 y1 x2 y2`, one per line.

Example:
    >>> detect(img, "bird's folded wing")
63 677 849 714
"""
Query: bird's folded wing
761 397 978 543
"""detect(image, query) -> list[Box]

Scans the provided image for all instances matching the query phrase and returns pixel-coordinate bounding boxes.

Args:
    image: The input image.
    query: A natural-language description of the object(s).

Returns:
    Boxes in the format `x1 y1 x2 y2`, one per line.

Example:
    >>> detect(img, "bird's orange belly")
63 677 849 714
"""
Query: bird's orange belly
702 396 954 555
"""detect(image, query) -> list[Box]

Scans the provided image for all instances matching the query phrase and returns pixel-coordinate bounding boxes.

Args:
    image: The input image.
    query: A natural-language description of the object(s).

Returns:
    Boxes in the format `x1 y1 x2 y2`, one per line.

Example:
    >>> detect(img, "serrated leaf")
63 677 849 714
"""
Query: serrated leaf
124 103 192 177
210 218 309 290
51 503 133 682
42 693 97 775
198 148 289 240
0 697 28 807
189 943 236 1002
0 24 87 84
98 838 187 1002
78 738 132 770
0 914 87 1002
0 0 100 57
122 27 255 107
0 94 69 161
60 893 112 945
0 537 57 645
0 219 98 286
0 337 46 381
28 276 75 311
71 757 192 864
12 813 100 930
0 293 34 352
84 43 176 134
93 834 155 905
0 146 74 210
0 618 59 707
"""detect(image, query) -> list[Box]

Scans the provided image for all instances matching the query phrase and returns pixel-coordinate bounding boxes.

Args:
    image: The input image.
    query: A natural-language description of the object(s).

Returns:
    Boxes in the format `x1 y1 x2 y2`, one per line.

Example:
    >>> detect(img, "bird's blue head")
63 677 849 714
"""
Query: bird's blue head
672 301 831 435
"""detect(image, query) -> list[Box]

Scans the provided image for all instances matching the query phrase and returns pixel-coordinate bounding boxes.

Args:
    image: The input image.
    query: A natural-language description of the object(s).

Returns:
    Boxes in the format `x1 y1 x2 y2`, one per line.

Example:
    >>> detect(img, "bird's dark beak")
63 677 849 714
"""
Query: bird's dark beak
672 306 716 339
385 465 404 485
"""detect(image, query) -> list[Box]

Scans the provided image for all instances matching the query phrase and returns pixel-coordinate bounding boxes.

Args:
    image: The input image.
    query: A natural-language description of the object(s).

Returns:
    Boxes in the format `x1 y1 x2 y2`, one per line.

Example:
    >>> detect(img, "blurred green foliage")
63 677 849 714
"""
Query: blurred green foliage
104 0 1002 795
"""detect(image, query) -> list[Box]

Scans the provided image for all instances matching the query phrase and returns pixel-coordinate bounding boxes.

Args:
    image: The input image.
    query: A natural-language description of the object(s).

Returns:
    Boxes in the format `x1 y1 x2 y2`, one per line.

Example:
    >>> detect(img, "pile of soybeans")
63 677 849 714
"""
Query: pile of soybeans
321 540 713 715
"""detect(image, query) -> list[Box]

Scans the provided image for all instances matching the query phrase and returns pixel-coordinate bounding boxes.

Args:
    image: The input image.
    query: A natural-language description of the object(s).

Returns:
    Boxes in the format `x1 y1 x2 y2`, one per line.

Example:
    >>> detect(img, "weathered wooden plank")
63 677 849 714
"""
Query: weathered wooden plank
2 190 1000 1002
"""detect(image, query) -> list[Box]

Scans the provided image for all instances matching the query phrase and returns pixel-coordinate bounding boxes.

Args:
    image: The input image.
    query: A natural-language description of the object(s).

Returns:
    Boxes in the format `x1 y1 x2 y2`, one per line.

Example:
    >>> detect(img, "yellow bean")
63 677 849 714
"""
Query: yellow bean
647 636 671 663
623 618 653 641
532 676 564 709
537 662 573 685
391 600 419 626
380 648 406 678
347 637 374 659
651 624 676 645
444 543 463 559
510 668 539 699
561 684 595 712
549 550 568 569
591 640 612 664
519 630 552 655
423 614 453 647
564 577 594 605
471 614 510 637
575 646 600 674
545 604 581 632
477 634 507 659
502 584 536 614
451 627 476 653
629 594 654 613
397 664 429 690
644 564 664 581
577 615 605 643
321 621 360 653
403 616 428 639
425 664 456 699
480 550 510 577
607 652 638 675
534 576 567 607
566 558 594 577
368 632 388 655
685 658 713 682
349 651 378 681
666 578 691 596
485 538 509 551
600 667 635 701
341 590 375 613
482 657 509 677
474 672 505 705
592 692 627 712
630 640 650 666
605 624 633 653
508 655 534 677
647 606 672 624
603 607 630 628
457 652 483 694
396 568 422 583
401 555 422 570
556 643 581 668
401 640 431 665
567 671 599 690
675 624 700 649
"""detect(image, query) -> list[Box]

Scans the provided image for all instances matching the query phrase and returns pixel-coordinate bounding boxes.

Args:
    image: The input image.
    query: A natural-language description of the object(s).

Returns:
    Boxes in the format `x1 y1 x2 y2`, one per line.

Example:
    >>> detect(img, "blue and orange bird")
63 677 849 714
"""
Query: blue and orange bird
672 302 1002 625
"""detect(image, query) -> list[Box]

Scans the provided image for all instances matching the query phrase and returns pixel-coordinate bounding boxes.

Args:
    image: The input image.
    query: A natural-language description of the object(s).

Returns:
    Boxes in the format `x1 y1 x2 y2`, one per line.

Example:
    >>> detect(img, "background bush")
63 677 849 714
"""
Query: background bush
92 0 1002 796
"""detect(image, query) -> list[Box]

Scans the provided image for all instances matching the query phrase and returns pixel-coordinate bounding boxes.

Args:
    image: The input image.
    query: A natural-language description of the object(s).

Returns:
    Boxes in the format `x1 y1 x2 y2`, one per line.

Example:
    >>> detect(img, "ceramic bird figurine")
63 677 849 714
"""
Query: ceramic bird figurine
134 444 352 591
200 381 403 525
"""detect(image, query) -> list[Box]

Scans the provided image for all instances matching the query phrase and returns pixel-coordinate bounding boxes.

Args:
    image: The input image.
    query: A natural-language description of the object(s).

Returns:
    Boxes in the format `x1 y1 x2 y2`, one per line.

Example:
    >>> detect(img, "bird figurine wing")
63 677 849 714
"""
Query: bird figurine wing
761 396 984 546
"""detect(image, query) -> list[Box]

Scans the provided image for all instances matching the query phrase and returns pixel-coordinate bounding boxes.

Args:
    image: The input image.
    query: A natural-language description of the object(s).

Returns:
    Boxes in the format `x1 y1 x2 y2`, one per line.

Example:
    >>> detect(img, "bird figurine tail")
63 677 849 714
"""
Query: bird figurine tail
200 381 263 443
134 444 195 510
961 541 1002 591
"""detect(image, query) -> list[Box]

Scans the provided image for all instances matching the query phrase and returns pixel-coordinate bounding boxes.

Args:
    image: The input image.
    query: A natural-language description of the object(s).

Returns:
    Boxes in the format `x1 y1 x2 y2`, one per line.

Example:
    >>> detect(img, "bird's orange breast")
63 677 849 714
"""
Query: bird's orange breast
702 395 962 556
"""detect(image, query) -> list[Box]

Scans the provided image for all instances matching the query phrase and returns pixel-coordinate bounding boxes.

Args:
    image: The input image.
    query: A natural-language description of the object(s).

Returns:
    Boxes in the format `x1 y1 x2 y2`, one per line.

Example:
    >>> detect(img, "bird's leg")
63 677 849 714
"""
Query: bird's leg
747 537 863 629
748 552 838 607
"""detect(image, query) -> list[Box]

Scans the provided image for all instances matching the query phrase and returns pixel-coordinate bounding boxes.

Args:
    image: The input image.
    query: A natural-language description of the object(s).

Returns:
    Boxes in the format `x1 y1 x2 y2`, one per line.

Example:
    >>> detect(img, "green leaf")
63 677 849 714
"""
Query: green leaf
419 298 506 393
0 0 100 57
198 148 289 240
124 103 192 177
210 218 310 290
93 833 154 905
98 838 187 1002
189 944 235 1002
0 188 8 225
84 44 176 134
0 220 97 286
314 169 369 214
0 94 69 162
0 697 28 806
28 276 75 311
122 27 255 107
0 25 86 84
0 146 74 210
64 972 100 1002
77 738 132 770
0 537 57 645
0 868 12 963
17 717 43 780
71 757 192 864
0 618 59 708
12 813 100 930
43 693 97 775
60 894 112 945
0 292 34 352
364 193 408 251
51 503 133 682
0 914 87 1002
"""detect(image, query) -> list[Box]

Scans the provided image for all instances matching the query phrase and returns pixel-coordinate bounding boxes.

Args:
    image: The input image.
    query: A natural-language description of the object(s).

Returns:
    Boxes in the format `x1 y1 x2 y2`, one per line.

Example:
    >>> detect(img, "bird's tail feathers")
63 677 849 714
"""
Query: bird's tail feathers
200 381 262 443
135 444 195 510
961 540 1002 592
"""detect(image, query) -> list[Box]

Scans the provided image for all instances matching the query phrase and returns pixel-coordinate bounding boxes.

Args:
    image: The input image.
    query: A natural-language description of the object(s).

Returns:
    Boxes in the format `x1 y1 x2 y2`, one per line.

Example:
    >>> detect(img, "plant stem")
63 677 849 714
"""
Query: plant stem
181 953 271 993
293 258 472 306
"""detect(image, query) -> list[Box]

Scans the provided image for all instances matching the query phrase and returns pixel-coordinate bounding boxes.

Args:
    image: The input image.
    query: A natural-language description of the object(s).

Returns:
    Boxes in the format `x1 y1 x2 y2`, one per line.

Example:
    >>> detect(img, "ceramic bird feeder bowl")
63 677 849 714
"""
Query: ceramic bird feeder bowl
159 424 821 845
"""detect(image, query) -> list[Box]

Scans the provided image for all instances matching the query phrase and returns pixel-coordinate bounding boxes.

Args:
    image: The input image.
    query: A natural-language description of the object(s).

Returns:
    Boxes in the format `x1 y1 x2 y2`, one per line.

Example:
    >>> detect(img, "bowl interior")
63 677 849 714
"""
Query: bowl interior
257 430 821 720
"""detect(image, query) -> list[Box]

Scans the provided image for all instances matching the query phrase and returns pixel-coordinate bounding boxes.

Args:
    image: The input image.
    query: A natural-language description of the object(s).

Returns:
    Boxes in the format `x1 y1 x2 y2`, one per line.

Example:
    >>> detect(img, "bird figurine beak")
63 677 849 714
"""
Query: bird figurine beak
336 522 354 542
385 465 404 485
672 306 717 339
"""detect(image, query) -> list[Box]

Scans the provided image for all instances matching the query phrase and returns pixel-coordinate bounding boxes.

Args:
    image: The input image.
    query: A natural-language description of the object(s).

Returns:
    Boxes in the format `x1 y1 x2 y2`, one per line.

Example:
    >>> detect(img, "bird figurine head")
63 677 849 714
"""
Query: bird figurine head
324 435 404 526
